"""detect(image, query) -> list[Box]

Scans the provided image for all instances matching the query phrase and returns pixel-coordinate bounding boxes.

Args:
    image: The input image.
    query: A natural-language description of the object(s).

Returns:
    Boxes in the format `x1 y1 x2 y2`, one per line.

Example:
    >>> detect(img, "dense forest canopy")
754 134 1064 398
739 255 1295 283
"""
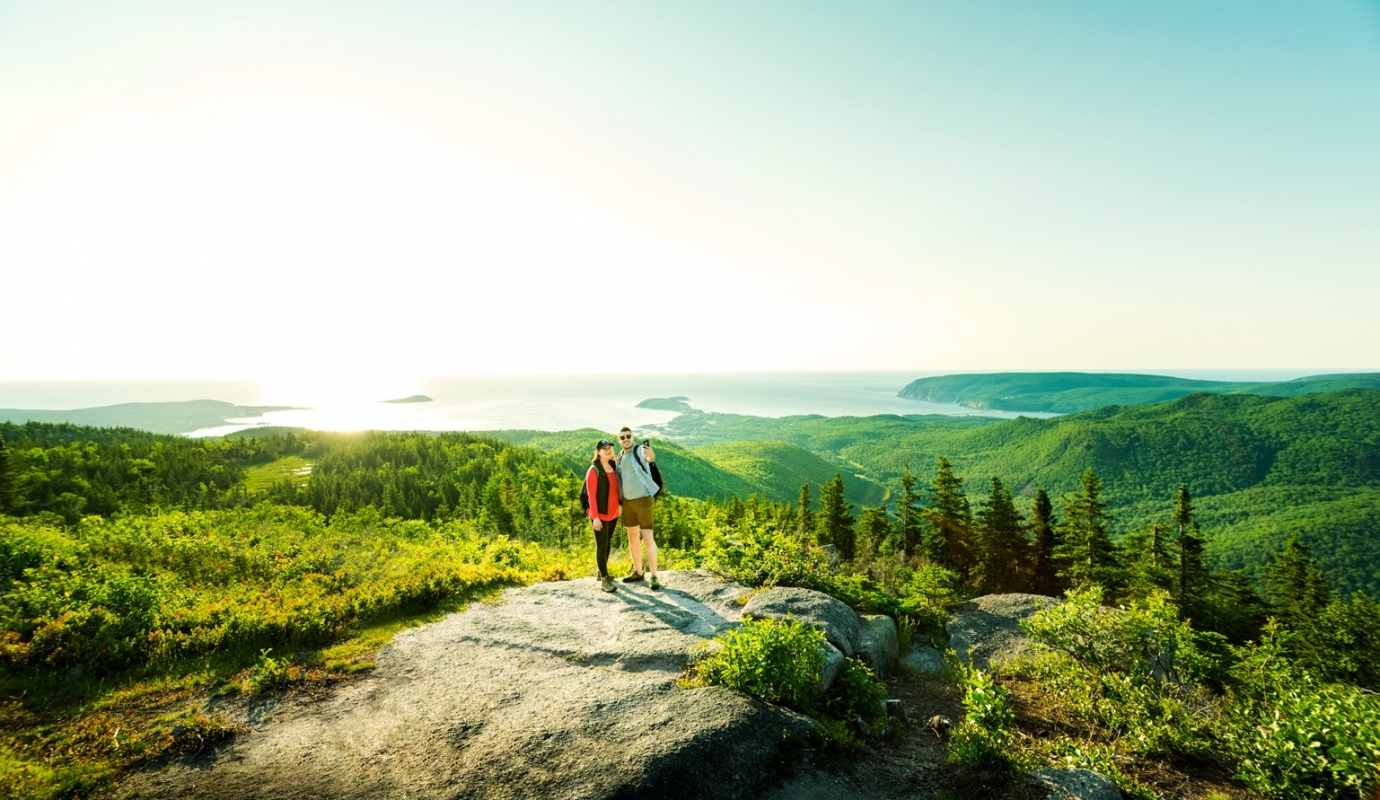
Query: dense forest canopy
646 389 1380 594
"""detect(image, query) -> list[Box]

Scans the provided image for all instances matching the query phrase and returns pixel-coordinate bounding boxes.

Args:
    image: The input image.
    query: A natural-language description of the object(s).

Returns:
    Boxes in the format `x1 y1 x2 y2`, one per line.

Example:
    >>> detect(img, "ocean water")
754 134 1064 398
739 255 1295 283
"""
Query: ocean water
0 372 1042 437
180 372 1047 437
3 368 1361 438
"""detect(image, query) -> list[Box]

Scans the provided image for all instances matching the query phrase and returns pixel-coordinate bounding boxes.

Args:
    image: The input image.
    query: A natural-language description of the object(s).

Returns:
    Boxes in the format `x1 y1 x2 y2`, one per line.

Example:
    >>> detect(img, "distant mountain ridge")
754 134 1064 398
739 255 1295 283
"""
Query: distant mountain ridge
897 371 1380 414
0 399 294 435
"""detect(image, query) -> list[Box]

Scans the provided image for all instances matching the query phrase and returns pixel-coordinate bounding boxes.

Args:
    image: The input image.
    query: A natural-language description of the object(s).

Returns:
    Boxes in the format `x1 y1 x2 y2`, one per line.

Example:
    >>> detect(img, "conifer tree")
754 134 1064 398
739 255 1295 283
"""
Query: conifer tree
974 477 1029 593
0 433 16 515
896 461 923 558
1028 489 1063 596
1052 468 1116 590
818 474 856 560
797 484 815 540
1121 522 1176 600
1202 569 1263 644
1263 534 1332 629
920 456 974 579
858 505 892 558
1173 484 1209 620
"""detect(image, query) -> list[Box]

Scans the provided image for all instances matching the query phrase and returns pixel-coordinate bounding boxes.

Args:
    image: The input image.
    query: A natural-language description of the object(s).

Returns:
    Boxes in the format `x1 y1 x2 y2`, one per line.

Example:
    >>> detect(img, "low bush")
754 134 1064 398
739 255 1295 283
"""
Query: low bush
686 617 824 710
948 665 1016 770
1217 622 1380 800
1019 587 1219 756
820 657 888 730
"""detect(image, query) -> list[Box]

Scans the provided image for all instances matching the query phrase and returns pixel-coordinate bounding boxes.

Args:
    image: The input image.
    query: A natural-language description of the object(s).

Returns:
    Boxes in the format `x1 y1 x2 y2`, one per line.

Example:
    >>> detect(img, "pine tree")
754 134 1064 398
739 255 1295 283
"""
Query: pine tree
0 434 16 515
858 505 892 558
1028 489 1062 596
797 484 815 540
896 461 923 558
818 474 856 560
920 456 975 578
974 477 1030 593
1121 522 1176 600
1173 484 1209 621
1201 569 1263 644
1052 468 1116 590
1263 535 1332 629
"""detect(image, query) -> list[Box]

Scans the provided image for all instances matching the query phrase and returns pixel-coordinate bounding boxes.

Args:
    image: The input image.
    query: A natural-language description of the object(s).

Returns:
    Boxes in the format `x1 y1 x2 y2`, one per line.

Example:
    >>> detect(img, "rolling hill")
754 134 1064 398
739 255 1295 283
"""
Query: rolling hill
486 429 881 506
896 371 1380 414
649 390 1380 595
0 399 292 434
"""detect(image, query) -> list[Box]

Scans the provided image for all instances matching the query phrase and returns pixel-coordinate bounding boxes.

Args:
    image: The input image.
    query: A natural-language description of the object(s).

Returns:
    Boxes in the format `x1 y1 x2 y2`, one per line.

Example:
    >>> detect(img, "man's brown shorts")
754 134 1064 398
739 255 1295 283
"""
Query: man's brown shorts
621 496 655 529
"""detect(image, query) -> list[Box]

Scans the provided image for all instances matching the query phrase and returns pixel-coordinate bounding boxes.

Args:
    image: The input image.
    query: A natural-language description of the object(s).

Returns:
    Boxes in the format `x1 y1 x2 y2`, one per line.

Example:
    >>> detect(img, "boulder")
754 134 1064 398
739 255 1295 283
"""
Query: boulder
855 614 899 676
900 644 948 676
117 570 814 800
947 593 1058 671
817 642 846 696
1025 768 1123 800
741 586 861 657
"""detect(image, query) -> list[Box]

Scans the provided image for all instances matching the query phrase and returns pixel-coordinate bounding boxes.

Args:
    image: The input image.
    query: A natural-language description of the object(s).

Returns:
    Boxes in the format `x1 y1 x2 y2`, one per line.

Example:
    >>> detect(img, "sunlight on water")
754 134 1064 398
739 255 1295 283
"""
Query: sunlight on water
177 372 1049 438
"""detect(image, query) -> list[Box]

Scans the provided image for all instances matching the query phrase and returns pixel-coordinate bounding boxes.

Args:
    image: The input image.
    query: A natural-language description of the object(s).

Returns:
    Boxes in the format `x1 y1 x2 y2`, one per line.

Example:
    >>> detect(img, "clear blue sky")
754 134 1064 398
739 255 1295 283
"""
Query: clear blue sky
1 1 1377 391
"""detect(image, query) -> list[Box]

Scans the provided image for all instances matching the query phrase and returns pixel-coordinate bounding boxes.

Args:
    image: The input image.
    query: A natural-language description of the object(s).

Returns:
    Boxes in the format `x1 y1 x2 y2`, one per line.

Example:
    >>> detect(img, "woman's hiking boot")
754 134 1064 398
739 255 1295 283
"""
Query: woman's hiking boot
649 575 661 591
622 571 644 583
600 576 616 593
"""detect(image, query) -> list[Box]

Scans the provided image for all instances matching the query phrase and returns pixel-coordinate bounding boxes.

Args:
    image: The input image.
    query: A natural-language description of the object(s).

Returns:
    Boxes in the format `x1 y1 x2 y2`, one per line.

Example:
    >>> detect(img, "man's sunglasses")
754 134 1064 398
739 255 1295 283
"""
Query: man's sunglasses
617 434 633 440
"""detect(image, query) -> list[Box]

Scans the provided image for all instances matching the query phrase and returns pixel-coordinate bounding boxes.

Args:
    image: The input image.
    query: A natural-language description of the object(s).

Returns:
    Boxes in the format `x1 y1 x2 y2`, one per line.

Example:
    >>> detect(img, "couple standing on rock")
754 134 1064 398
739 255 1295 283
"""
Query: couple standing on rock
583 427 665 594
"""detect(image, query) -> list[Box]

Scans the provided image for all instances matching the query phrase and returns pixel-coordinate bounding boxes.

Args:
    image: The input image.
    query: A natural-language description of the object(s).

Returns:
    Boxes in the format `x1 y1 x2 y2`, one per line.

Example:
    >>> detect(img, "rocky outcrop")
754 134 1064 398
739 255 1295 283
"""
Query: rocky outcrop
742 586 862 657
856 614 899 675
118 570 815 800
900 644 948 676
1026 768 1123 800
741 586 902 679
947 593 1058 671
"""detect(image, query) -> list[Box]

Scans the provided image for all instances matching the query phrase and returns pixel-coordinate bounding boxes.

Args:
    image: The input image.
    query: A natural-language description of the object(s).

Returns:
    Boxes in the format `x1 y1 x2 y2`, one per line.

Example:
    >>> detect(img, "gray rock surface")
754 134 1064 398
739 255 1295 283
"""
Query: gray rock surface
741 585 862 656
118 570 812 800
856 614 899 676
900 644 948 676
818 642 846 695
1026 768 1123 800
948 593 1058 671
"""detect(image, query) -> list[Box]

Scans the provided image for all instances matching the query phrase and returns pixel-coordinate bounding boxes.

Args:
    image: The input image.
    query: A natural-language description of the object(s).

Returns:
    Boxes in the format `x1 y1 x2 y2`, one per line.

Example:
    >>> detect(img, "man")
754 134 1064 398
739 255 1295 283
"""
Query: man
616 426 663 590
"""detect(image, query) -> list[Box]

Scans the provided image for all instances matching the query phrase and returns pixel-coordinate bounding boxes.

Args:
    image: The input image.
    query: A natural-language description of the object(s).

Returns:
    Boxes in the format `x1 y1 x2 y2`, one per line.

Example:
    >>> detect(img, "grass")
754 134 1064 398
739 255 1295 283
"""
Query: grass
243 456 313 492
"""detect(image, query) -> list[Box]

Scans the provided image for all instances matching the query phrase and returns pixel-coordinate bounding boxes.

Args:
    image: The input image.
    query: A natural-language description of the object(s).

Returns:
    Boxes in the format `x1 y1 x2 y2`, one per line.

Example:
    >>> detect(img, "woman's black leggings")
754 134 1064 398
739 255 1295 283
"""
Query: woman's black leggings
593 519 615 578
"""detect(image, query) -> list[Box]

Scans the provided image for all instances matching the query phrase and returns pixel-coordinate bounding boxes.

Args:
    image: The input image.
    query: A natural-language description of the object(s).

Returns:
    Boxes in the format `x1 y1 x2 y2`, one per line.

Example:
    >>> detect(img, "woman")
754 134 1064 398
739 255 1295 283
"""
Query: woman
583 438 621 593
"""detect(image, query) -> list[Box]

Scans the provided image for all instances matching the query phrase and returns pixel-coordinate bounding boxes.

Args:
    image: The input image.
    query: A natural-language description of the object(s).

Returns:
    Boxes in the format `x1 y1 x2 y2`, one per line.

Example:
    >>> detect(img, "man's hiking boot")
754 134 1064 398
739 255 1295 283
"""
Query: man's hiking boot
649 575 661 591
622 571 644 583
600 576 616 593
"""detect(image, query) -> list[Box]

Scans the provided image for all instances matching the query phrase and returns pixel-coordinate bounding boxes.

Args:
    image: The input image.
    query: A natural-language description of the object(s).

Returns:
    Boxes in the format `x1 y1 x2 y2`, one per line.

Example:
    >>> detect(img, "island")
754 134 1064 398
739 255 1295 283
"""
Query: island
380 395 434 404
635 396 694 412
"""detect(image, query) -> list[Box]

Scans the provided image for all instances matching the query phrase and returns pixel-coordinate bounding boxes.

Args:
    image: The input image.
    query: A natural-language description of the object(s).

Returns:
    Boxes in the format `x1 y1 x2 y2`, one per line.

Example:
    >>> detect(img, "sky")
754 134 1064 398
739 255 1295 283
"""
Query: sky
2 0 1378 396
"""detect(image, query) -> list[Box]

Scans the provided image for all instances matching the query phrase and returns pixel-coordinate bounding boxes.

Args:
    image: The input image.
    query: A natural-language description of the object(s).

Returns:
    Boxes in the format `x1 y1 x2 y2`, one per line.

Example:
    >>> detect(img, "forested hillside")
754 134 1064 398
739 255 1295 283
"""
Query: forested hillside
0 400 292 434
649 390 1380 594
896 370 1380 413
489 429 881 505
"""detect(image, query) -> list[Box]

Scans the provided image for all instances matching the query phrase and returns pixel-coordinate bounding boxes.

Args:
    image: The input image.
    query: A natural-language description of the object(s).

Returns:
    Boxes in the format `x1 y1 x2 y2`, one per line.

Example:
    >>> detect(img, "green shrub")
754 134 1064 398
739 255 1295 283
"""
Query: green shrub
1020 587 1219 755
820 657 888 729
948 665 1016 770
244 648 294 693
687 617 824 711
1033 737 1157 800
1218 622 1380 799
